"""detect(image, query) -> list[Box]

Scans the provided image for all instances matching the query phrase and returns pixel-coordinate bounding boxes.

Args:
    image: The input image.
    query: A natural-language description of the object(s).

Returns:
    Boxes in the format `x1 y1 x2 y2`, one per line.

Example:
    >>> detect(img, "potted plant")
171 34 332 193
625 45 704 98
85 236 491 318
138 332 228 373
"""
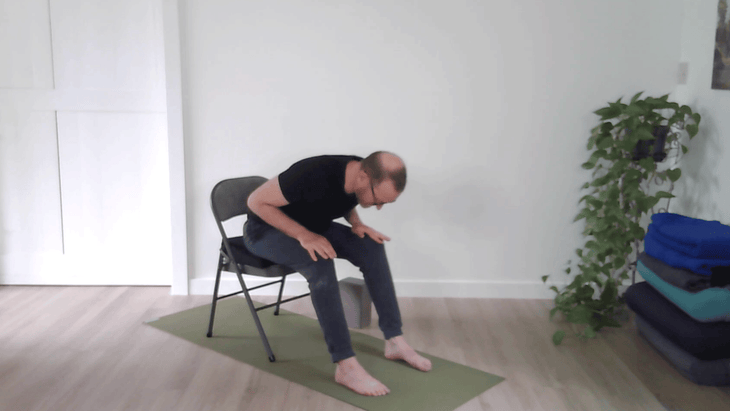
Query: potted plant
543 92 701 345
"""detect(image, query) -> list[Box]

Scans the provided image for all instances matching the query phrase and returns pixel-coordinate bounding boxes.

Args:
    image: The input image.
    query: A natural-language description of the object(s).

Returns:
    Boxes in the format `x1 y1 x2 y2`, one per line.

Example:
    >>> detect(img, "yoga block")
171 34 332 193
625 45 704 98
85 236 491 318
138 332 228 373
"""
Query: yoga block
339 277 372 329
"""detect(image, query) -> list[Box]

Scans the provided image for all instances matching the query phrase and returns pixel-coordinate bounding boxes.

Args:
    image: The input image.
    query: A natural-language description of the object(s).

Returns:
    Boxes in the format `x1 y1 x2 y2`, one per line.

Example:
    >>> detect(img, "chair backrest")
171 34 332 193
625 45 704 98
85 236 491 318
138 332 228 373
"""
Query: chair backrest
210 176 268 223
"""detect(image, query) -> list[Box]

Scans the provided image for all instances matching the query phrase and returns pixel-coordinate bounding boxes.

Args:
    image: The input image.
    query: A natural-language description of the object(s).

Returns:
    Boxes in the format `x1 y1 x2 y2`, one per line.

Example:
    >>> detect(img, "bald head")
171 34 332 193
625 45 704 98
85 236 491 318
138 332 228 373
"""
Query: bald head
379 152 404 172
360 151 407 193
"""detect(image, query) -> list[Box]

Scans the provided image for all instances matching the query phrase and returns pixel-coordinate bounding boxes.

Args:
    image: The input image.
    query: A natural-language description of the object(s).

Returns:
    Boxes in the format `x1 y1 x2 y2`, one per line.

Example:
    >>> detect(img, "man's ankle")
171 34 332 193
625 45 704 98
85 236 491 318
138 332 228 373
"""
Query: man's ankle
337 356 357 367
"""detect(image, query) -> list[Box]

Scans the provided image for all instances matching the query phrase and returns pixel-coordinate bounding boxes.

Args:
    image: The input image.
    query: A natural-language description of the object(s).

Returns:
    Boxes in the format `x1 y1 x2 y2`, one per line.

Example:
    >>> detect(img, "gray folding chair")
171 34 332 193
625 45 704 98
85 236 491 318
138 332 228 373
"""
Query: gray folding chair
206 176 310 362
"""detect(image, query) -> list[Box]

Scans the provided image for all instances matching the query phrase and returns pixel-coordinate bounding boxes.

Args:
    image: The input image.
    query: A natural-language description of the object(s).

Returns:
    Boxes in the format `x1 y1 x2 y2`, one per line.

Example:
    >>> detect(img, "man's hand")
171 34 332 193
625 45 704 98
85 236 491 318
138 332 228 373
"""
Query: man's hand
297 231 337 261
351 224 391 244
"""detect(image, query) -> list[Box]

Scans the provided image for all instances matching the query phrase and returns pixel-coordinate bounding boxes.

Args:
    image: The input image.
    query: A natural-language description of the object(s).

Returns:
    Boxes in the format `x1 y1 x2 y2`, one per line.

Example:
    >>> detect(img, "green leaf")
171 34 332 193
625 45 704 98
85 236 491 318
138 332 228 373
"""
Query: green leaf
624 168 642 181
628 221 647 238
567 305 594 324
655 191 675 199
586 197 603 210
550 286 559 293
610 158 631 173
581 182 591 190
589 149 608 161
634 128 655 141
613 256 626 269
691 113 701 124
594 106 622 121
600 280 618 304
601 317 622 328
591 173 618 187
584 326 597 339
630 91 644 104
575 249 583 258
686 124 699 138
577 285 595 300
587 133 599 150
553 330 566 345
596 135 614 150
567 275 584 290
574 208 591 222
606 185 621 202
624 104 647 117
638 156 655 171
666 168 682 182
542 275 549 283
581 160 597 170
681 145 688 154
565 267 571 274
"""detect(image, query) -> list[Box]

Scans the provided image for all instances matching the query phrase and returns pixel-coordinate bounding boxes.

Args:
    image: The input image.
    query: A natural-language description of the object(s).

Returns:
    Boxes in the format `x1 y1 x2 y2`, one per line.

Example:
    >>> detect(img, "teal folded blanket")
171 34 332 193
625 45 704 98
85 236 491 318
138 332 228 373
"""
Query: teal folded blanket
637 260 730 322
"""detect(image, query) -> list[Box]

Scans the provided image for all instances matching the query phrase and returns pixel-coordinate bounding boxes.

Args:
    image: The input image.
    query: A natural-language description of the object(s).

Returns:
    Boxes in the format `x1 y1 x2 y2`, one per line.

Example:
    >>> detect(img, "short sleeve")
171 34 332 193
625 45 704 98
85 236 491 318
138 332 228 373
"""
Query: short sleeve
278 158 329 204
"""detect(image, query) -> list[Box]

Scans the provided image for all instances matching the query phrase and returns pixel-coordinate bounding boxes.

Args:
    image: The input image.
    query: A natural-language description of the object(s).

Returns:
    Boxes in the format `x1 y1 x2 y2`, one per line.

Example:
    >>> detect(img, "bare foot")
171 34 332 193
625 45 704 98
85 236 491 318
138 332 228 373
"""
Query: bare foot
335 357 390 396
384 336 432 372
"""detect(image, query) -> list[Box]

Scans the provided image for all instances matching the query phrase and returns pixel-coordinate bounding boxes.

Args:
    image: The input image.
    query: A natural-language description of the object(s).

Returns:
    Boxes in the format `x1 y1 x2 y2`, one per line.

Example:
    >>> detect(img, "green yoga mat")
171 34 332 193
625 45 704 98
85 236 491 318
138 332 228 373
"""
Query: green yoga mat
145 298 504 411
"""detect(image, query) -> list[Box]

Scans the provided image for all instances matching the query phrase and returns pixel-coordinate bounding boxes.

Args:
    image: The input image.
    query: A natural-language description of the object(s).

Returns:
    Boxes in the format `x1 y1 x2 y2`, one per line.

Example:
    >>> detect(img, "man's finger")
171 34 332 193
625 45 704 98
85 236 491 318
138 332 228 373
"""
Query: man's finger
370 233 384 244
309 250 317 261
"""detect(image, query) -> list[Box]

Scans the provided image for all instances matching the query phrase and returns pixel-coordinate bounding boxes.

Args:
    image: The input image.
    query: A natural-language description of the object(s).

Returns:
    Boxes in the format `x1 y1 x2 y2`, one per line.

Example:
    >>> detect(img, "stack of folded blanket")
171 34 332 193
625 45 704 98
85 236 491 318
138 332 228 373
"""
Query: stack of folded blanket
624 212 730 386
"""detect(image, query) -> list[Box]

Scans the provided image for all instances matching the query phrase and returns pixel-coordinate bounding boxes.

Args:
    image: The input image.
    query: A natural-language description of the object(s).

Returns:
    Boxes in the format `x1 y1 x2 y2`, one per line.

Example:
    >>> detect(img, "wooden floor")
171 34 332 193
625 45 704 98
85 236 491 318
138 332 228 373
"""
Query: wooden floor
1 286 729 411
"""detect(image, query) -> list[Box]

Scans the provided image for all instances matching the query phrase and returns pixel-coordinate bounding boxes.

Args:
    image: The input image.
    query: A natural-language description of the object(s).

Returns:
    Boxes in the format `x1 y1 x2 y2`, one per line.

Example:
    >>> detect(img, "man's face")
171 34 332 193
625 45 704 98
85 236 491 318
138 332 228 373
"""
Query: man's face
361 178 399 210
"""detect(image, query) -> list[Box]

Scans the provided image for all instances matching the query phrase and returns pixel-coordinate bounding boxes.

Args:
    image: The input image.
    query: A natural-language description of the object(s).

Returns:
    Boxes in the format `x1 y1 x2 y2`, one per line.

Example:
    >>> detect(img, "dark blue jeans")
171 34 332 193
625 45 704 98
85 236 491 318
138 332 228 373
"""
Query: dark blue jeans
243 218 403 363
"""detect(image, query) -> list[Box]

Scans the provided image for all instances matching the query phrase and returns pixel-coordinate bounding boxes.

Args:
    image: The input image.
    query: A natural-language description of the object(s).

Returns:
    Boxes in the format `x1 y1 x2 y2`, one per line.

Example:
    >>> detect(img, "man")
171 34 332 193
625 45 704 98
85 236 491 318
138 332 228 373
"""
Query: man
244 151 431 397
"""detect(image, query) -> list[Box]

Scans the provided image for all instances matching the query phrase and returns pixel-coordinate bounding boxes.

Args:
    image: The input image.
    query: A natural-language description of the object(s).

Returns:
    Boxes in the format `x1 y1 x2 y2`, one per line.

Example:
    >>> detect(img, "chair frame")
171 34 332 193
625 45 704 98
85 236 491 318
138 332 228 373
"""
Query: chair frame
206 176 310 362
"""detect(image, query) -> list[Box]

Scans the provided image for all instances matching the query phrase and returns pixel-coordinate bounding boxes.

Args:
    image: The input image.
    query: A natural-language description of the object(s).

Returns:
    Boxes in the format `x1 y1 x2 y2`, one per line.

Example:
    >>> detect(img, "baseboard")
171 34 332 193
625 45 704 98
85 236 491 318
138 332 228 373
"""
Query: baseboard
189 276 638 299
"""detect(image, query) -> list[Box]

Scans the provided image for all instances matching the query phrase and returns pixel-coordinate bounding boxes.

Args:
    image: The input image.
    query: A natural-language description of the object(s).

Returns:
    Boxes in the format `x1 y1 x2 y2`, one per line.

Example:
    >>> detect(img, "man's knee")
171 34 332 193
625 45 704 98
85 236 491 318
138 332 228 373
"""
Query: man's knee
361 238 386 256
296 259 338 290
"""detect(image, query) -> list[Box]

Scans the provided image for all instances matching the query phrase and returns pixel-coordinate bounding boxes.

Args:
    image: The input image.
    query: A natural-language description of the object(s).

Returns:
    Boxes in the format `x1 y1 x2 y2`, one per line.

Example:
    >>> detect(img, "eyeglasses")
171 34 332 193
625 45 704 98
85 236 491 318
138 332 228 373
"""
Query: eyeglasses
369 178 385 207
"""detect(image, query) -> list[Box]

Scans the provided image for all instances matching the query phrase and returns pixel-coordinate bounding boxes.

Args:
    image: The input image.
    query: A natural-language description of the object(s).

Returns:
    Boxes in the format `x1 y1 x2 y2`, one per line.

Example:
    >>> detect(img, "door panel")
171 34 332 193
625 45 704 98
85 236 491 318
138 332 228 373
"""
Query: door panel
0 0 171 285
0 0 54 88
0 112 63 256
49 0 166 92
57 112 171 284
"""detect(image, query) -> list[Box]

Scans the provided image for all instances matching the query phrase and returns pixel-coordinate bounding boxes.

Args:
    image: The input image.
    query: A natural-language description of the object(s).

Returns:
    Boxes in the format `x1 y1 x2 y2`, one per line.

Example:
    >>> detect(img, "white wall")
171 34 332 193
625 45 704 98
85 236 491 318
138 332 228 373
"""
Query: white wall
671 0 730 222
178 0 697 298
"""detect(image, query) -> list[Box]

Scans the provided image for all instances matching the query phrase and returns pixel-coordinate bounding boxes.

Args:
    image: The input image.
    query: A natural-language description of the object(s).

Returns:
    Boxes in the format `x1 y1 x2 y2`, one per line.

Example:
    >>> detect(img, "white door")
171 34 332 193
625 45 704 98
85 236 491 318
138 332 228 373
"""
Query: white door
0 0 172 285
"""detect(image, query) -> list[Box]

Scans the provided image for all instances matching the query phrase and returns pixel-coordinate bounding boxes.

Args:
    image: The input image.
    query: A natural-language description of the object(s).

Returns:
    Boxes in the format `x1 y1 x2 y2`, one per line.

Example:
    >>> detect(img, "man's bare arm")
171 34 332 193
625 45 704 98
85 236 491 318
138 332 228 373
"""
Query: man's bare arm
345 208 364 228
247 176 336 260
247 176 309 240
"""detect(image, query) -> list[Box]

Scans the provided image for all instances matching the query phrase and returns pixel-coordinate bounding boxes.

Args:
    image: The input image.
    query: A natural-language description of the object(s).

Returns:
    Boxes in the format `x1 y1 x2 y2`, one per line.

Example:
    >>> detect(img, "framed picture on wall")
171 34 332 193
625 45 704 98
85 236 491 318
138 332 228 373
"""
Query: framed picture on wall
713 0 730 89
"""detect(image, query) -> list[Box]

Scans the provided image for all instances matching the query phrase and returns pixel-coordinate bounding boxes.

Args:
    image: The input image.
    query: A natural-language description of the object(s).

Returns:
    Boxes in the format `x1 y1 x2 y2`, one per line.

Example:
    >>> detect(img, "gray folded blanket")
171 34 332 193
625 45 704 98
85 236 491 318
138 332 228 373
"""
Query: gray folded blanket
638 252 711 293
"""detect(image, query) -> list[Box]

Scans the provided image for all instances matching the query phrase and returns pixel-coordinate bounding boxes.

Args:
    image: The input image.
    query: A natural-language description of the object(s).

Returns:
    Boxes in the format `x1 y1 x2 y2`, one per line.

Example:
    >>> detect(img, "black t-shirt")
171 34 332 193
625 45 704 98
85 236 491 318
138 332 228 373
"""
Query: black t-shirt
250 155 363 234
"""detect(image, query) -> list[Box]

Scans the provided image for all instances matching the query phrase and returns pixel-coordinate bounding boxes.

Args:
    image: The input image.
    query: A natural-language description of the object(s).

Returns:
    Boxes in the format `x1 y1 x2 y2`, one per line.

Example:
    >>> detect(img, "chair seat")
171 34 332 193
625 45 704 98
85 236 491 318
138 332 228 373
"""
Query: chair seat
222 237 296 278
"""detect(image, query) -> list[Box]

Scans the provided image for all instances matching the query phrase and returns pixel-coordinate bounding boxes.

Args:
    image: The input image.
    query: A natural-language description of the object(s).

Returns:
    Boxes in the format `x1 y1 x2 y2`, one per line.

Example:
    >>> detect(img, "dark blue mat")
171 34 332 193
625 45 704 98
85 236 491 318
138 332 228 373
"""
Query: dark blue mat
624 281 730 361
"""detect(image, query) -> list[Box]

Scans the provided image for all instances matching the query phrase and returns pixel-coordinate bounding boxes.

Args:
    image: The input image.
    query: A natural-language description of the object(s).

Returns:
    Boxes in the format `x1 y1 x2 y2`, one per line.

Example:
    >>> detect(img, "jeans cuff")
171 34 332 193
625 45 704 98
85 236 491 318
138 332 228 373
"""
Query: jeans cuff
331 349 356 364
382 329 403 341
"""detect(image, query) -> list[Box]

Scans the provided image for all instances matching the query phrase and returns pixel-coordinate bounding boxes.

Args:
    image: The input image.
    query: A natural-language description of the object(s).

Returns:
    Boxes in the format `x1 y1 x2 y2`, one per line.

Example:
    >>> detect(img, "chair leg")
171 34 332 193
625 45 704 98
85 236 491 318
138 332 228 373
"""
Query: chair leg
206 256 224 338
234 271 277 362
274 276 286 316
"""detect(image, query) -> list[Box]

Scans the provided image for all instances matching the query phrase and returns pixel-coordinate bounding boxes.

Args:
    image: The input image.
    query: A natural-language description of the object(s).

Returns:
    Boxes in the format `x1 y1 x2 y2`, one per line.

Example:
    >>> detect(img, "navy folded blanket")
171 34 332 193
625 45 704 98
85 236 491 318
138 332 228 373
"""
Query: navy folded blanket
649 213 730 259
